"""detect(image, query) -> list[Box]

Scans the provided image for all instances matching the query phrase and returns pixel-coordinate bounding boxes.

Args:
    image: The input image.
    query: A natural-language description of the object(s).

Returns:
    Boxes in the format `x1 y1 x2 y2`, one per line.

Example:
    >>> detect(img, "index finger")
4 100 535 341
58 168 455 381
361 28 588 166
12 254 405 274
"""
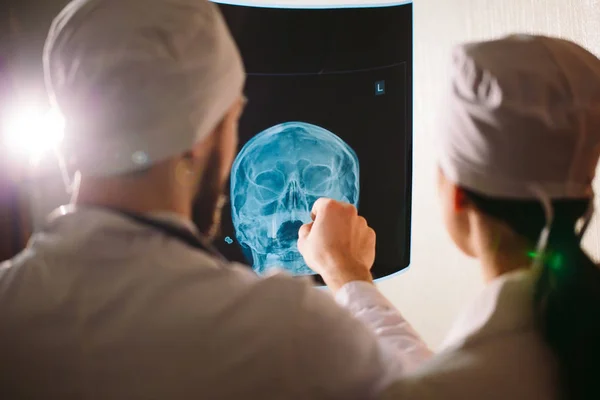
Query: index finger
310 197 335 221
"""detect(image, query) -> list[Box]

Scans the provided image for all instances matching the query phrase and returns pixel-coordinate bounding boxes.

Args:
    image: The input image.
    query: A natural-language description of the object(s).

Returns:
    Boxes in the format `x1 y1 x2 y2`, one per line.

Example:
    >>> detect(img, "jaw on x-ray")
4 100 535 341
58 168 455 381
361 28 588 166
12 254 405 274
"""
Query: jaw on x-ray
230 121 360 275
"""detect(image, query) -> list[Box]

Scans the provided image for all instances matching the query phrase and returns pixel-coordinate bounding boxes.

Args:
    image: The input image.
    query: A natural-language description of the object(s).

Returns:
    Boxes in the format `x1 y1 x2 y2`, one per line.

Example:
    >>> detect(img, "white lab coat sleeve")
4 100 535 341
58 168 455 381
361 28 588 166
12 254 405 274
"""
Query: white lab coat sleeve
336 281 433 376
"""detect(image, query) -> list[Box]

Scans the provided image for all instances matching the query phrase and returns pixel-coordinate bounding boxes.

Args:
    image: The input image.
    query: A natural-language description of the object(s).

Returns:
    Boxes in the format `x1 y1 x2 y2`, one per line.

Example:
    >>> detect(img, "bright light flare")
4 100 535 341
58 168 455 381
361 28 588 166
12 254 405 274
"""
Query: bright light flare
2 105 65 165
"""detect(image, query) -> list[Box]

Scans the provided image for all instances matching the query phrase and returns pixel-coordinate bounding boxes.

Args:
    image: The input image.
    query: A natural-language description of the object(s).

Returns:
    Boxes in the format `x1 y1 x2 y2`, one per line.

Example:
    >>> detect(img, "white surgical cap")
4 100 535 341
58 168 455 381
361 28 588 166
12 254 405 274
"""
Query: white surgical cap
438 35 600 200
44 0 245 176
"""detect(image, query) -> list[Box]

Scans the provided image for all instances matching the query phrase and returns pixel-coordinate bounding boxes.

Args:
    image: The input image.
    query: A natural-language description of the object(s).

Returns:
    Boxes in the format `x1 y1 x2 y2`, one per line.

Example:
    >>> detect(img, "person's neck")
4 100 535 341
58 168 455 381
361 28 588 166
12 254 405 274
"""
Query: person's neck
473 220 531 283
479 248 530 283
74 175 192 220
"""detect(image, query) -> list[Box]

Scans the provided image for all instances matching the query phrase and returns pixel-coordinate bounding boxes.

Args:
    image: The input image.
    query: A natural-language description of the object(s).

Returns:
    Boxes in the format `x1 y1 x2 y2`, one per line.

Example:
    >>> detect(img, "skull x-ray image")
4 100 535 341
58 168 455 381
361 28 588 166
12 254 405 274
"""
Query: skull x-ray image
230 122 360 275
209 1 413 284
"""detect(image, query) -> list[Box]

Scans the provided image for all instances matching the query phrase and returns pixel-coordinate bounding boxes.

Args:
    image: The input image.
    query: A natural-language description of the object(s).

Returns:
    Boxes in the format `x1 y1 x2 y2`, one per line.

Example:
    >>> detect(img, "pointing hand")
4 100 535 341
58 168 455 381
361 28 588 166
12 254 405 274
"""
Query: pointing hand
297 198 375 292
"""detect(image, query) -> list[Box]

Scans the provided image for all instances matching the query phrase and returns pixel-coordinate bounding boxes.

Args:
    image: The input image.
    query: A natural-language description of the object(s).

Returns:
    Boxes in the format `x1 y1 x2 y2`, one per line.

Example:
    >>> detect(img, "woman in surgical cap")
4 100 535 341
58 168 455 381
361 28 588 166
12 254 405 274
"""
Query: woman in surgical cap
380 35 600 400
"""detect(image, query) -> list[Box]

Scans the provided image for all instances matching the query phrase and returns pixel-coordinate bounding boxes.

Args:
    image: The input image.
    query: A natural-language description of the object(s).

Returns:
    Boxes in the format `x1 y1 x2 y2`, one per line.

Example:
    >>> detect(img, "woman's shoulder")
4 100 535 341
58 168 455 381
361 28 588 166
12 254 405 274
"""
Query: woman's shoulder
440 269 536 349
380 330 558 400
380 269 557 400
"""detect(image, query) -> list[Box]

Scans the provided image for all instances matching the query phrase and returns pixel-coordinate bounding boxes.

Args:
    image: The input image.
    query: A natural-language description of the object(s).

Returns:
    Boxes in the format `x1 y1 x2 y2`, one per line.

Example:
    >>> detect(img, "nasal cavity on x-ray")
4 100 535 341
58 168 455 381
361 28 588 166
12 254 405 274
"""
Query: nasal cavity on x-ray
230 121 360 276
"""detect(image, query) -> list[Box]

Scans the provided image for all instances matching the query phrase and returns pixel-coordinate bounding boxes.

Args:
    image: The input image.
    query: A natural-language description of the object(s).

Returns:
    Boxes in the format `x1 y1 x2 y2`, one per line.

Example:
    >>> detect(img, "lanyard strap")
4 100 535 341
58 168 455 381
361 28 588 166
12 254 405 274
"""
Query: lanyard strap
112 209 228 263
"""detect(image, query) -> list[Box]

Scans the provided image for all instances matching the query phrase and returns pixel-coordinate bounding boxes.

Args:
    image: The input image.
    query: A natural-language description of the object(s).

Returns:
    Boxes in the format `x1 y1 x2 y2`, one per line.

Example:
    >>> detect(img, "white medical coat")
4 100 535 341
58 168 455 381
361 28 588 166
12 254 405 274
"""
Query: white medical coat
380 270 559 400
0 206 430 399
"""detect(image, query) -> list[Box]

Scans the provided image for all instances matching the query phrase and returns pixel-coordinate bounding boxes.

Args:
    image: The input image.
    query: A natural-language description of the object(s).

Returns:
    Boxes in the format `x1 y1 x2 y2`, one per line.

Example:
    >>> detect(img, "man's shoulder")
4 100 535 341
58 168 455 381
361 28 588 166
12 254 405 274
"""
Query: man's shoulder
147 259 325 321
0 249 36 287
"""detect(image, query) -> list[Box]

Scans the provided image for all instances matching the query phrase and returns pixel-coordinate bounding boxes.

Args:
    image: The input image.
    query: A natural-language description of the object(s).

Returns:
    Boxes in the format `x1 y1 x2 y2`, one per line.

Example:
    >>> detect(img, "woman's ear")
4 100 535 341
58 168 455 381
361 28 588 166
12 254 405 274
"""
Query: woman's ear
438 167 469 213
453 186 469 212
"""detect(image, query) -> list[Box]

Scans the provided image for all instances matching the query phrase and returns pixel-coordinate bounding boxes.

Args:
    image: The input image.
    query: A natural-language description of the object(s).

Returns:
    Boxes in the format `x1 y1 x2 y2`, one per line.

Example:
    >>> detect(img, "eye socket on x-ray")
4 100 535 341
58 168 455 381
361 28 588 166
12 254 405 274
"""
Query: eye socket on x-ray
254 165 334 195
254 171 285 201
303 166 334 193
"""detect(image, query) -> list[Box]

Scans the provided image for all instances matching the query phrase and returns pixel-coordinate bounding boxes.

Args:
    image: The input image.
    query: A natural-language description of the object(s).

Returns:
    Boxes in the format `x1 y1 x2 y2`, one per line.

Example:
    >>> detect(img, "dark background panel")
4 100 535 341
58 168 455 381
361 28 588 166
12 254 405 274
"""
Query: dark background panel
218 3 412 74
211 2 413 282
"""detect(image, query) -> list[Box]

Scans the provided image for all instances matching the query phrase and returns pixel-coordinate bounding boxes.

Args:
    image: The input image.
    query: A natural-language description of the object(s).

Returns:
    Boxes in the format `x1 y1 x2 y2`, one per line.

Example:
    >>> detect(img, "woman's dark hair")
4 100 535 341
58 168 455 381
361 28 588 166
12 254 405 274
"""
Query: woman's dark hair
463 188 600 400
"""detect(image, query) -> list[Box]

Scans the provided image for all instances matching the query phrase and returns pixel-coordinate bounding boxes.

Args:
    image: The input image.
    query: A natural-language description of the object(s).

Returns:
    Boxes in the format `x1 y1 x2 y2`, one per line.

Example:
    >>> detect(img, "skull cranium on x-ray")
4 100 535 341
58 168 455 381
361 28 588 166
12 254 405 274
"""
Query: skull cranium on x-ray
230 121 360 275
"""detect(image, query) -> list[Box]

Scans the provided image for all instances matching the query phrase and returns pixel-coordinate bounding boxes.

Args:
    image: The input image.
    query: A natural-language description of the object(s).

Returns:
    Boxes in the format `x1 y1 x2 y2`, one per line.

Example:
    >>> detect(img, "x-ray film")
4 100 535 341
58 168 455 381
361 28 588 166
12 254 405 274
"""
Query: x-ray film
231 122 360 275
208 1 413 284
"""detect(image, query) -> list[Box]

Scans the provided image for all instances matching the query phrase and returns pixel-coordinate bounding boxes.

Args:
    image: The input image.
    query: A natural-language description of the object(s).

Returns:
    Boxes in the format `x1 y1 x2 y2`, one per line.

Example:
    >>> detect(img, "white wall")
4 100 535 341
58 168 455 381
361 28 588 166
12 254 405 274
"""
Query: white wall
25 0 600 350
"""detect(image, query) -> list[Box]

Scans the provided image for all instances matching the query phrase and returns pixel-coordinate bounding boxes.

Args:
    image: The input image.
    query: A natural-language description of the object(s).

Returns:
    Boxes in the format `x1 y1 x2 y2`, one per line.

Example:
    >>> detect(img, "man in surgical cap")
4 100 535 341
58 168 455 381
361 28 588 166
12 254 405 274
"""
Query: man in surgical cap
0 0 431 398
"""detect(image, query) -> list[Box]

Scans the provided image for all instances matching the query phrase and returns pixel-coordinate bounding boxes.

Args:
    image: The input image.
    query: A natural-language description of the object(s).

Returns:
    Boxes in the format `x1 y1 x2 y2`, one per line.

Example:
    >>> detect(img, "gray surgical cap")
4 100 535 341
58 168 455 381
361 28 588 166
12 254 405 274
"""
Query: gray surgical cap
438 35 600 200
44 0 245 176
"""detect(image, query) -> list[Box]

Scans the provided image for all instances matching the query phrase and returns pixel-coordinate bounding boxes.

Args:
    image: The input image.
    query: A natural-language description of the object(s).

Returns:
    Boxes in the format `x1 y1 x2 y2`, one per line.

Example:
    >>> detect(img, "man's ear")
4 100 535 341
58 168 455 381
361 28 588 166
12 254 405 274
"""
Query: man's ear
453 186 469 212
187 133 217 164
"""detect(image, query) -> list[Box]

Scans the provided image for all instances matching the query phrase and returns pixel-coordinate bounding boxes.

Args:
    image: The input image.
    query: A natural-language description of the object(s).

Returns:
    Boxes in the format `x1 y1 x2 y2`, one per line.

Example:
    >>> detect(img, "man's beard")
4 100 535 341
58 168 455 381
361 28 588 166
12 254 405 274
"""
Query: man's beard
191 151 228 242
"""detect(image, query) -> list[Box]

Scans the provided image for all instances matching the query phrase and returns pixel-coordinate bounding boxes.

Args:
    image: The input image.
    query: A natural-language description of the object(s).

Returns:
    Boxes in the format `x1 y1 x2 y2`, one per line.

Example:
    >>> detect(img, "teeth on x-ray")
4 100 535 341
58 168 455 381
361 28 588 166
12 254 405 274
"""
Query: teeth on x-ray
230 121 360 276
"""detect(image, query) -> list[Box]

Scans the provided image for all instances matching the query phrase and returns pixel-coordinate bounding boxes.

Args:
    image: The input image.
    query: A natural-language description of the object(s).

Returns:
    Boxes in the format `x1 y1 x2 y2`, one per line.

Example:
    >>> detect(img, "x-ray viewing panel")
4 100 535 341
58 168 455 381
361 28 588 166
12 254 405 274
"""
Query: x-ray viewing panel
207 2 413 284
